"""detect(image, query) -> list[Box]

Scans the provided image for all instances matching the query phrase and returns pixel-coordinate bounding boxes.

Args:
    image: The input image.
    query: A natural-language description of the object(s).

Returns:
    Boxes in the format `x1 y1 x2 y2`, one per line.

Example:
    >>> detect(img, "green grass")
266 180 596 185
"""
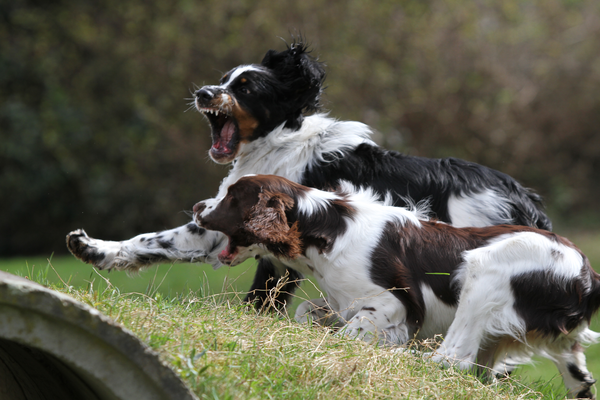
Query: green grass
0 254 322 319
6 274 553 399
1 230 600 398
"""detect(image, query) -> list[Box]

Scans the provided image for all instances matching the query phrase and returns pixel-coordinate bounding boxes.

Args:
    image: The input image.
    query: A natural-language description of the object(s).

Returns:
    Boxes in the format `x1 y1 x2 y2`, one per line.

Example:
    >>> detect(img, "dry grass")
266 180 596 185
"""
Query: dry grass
58 279 553 400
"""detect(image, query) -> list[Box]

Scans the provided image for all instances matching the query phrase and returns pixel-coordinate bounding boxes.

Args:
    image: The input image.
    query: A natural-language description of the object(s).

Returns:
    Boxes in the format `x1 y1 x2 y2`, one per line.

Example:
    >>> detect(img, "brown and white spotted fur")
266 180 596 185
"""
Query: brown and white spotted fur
194 174 600 399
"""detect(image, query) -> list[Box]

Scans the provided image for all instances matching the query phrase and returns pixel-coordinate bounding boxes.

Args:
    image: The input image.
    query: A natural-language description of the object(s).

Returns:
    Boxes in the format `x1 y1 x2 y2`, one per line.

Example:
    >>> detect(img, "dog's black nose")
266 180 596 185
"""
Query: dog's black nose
195 88 214 102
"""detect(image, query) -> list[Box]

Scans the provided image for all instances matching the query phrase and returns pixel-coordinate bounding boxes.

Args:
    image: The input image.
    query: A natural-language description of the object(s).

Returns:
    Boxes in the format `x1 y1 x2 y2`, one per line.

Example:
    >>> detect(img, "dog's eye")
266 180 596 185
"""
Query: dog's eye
239 87 250 95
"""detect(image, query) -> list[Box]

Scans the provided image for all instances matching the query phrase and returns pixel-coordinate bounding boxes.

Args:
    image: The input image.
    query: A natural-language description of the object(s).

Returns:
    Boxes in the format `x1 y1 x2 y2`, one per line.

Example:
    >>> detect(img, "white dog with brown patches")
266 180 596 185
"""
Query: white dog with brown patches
194 174 600 399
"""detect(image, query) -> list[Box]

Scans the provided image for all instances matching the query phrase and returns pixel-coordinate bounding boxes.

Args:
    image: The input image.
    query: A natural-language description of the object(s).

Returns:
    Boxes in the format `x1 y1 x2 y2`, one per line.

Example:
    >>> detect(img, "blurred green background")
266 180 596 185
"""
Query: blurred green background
2 0 600 256
2 0 600 393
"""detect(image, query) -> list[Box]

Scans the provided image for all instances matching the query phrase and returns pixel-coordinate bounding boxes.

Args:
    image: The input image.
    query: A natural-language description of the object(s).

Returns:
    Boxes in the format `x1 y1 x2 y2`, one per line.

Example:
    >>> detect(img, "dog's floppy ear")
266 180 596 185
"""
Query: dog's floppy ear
244 191 302 259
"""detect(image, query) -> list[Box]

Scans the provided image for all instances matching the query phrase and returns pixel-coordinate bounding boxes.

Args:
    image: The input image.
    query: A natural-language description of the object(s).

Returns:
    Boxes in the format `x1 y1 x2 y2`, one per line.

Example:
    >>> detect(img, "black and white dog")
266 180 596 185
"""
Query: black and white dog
194 174 599 399
66 39 551 309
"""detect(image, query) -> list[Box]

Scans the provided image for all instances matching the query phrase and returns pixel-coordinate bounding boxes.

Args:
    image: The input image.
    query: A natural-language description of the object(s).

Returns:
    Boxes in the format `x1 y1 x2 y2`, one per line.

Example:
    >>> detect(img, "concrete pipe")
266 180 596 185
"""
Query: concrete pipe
0 271 198 400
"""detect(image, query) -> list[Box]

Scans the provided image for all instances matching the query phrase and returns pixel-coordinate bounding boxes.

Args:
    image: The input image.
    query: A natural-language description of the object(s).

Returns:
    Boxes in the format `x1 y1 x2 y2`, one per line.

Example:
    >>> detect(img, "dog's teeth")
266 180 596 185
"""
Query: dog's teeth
200 108 222 116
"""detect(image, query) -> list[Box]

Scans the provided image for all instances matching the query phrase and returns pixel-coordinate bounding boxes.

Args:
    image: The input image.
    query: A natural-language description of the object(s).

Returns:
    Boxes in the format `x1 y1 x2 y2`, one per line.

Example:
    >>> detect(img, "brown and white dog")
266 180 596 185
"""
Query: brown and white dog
193 174 600 399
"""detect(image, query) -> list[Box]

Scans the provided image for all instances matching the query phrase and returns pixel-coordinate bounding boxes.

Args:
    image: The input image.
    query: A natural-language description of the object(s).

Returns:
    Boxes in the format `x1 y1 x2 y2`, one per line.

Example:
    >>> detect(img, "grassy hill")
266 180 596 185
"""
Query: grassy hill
2 230 600 398
0 262 555 399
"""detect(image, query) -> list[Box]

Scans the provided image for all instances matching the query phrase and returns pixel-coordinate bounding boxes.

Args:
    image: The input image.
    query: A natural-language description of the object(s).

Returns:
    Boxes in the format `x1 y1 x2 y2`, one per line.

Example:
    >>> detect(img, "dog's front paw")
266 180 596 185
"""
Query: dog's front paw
66 229 119 270
294 300 320 325
66 229 92 259
424 351 475 370
294 298 342 327
337 316 379 343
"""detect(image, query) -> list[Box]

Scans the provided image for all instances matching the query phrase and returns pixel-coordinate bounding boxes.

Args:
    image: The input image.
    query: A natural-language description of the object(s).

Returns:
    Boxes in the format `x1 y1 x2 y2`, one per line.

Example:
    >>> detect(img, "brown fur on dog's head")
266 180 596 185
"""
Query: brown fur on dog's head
244 190 303 259
194 175 306 261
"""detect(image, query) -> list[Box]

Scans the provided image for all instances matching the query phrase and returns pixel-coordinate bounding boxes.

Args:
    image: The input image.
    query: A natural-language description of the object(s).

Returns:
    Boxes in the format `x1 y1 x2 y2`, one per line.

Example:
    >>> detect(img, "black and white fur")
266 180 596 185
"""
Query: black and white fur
66 39 552 310
194 174 599 399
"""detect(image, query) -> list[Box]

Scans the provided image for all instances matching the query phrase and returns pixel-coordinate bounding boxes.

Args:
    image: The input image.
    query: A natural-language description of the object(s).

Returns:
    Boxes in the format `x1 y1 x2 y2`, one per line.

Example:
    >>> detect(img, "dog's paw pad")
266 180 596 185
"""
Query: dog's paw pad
66 229 89 251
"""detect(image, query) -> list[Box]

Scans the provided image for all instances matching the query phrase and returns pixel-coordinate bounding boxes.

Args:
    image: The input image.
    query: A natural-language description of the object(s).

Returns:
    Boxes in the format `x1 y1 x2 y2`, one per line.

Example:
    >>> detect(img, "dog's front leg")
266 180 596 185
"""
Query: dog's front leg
244 257 304 311
295 297 344 327
66 222 227 272
338 296 410 346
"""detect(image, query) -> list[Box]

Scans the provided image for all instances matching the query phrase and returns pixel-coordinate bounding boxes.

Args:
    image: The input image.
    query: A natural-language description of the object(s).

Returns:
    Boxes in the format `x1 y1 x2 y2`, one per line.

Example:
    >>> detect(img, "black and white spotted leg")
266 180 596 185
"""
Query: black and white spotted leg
66 222 227 272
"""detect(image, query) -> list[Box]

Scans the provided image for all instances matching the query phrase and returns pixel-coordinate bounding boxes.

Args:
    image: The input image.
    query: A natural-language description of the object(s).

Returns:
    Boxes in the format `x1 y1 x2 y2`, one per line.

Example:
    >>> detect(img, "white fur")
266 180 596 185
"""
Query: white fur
427 232 597 397
297 188 339 216
294 188 424 346
290 189 442 346
201 65 266 93
67 226 226 271
448 189 513 227
461 232 584 287
283 185 597 396
438 234 586 355
216 114 374 200
417 284 457 340
220 65 265 87
68 114 373 272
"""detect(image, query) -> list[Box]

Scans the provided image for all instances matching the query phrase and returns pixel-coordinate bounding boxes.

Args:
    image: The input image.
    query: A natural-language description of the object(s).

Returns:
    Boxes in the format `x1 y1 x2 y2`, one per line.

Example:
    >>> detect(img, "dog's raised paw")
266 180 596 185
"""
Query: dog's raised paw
66 229 109 267
66 229 89 255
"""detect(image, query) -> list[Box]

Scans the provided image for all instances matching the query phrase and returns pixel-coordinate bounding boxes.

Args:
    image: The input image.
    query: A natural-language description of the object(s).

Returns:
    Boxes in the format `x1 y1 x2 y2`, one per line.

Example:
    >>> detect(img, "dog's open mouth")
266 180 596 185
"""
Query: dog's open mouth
218 236 239 265
198 107 239 163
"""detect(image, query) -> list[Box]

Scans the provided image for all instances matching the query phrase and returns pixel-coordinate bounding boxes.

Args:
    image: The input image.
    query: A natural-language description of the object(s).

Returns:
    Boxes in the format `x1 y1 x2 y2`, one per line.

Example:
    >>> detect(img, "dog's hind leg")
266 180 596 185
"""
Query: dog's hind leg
429 267 521 370
428 315 485 370
66 223 226 272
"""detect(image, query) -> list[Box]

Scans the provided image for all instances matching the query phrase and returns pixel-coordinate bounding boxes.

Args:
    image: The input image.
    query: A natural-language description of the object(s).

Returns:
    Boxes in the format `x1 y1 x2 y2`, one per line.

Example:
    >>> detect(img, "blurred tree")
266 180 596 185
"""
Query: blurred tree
1 0 600 255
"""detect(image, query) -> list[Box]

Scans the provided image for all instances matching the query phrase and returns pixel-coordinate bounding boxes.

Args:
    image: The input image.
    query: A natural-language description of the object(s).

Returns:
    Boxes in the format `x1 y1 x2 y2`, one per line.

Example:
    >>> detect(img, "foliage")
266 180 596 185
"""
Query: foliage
2 0 600 255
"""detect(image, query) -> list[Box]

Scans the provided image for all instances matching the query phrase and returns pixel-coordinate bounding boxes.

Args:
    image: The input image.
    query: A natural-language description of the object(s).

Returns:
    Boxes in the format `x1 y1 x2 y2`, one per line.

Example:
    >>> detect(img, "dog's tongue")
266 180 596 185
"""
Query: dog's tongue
212 120 235 153
218 239 238 264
